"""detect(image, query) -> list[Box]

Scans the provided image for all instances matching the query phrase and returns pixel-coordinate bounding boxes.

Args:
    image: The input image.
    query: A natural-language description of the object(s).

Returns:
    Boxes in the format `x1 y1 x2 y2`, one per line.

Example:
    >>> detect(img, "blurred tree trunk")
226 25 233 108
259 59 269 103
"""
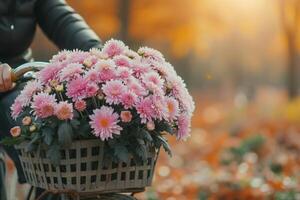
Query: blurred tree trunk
118 0 131 44
279 0 300 99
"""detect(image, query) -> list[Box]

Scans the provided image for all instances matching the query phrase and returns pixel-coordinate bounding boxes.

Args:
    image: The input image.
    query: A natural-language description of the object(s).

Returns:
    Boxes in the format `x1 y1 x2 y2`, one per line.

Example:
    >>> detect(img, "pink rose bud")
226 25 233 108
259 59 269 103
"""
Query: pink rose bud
10 126 21 137
120 111 132 123
75 100 86 112
22 116 32 126
146 121 155 131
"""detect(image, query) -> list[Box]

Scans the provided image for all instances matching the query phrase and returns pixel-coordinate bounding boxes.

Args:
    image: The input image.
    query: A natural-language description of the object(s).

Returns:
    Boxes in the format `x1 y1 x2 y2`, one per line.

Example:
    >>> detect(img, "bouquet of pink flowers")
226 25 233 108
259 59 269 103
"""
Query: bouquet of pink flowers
4 39 194 165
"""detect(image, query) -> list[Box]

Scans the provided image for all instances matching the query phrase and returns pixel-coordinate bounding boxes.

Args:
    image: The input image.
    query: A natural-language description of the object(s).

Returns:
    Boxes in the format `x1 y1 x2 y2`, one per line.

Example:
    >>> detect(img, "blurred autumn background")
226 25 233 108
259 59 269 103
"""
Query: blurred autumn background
6 0 300 199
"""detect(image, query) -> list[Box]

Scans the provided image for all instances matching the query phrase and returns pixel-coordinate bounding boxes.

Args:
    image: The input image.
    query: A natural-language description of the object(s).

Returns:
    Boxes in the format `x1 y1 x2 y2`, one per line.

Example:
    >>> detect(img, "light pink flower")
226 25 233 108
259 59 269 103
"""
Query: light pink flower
124 49 140 60
177 114 191 140
83 55 98 68
11 99 23 119
120 92 138 109
120 111 132 123
85 68 100 83
165 96 180 121
136 96 156 123
132 61 150 78
127 78 148 96
117 67 133 79
19 80 43 106
151 95 168 121
67 50 89 64
55 101 74 120
102 39 127 58
138 47 165 63
102 80 126 104
59 63 83 81
66 76 88 100
142 71 164 89
37 63 65 84
31 93 57 118
86 83 99 97
152 61 177 78
89 106 122 141
50 50 70 63
94 60 118 82
75 100 86 111
113 55 131 67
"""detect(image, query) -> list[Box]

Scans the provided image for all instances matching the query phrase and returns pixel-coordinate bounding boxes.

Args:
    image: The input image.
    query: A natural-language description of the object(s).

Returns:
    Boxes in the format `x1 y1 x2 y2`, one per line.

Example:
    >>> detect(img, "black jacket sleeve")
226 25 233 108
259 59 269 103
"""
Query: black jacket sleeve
34 0 102 51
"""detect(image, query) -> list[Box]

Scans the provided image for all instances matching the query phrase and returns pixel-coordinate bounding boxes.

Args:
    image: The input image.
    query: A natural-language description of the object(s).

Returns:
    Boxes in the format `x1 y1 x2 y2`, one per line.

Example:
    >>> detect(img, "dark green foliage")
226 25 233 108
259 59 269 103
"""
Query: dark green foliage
153 134 172 156
229 135 265 160
42 127 55 145
57 122 73 147
0 136 25 146
46 143 61 166
270 162 283 174
274 191 299 200
114 144 129 163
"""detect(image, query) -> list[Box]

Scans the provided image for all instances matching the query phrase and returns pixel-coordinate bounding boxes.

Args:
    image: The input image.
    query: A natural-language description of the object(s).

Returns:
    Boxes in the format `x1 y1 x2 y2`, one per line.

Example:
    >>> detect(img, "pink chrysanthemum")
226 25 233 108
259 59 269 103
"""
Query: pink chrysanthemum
138 47 165 63
124 49 140 60
120 92 138 109
37 63 65 84
151 61 177 78
142 71 164 89
89 106 122 141
177 114 191 140
151 95 168 121
67 50 89 64
50 50 70 63
136 96 156 123
66 76 88 100
94 60 118 82
132 61 151 78
31 93 57 118
55 101 74 120
102 39 128 58
127 78 148 96
102 80 126 105
117 67 132 79
165 96 180 121
59 63 83 81
86 83 99 98
11 99 23 119
85 69 100 83
19 80 43 106
74 100 86 111
113 55 131 67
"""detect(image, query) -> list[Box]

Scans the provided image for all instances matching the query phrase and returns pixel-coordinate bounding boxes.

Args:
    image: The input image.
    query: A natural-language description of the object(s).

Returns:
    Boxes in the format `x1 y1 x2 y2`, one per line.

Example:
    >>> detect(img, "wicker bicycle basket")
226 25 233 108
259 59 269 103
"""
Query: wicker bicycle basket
15 139 159 194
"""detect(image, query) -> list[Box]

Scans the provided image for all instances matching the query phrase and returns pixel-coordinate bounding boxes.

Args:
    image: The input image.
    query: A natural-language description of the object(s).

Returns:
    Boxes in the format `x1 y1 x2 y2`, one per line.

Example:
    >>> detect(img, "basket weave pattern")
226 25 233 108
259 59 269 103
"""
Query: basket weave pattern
15 139 158 193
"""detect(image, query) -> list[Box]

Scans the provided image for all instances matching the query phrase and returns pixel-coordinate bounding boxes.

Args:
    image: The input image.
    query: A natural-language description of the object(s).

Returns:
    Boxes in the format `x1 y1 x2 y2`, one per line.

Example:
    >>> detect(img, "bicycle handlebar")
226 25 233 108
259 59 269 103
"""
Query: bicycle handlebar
11 62 49 82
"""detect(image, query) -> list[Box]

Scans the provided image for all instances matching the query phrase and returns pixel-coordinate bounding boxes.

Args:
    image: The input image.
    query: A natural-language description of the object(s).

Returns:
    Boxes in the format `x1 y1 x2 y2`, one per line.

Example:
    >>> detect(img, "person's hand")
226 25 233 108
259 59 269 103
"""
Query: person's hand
0 63 14 92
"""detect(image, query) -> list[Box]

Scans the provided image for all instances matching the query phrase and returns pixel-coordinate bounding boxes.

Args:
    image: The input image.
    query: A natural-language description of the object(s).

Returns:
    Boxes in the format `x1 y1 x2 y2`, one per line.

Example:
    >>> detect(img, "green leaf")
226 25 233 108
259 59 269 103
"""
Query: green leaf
156 121 174 134
46 144 61 166
140 129 153 142
70 119 80 129
156 135 172 156
58 122 73 147
42 127 54 146
114 145 129 163
0 136 25 146
136 139 148 162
